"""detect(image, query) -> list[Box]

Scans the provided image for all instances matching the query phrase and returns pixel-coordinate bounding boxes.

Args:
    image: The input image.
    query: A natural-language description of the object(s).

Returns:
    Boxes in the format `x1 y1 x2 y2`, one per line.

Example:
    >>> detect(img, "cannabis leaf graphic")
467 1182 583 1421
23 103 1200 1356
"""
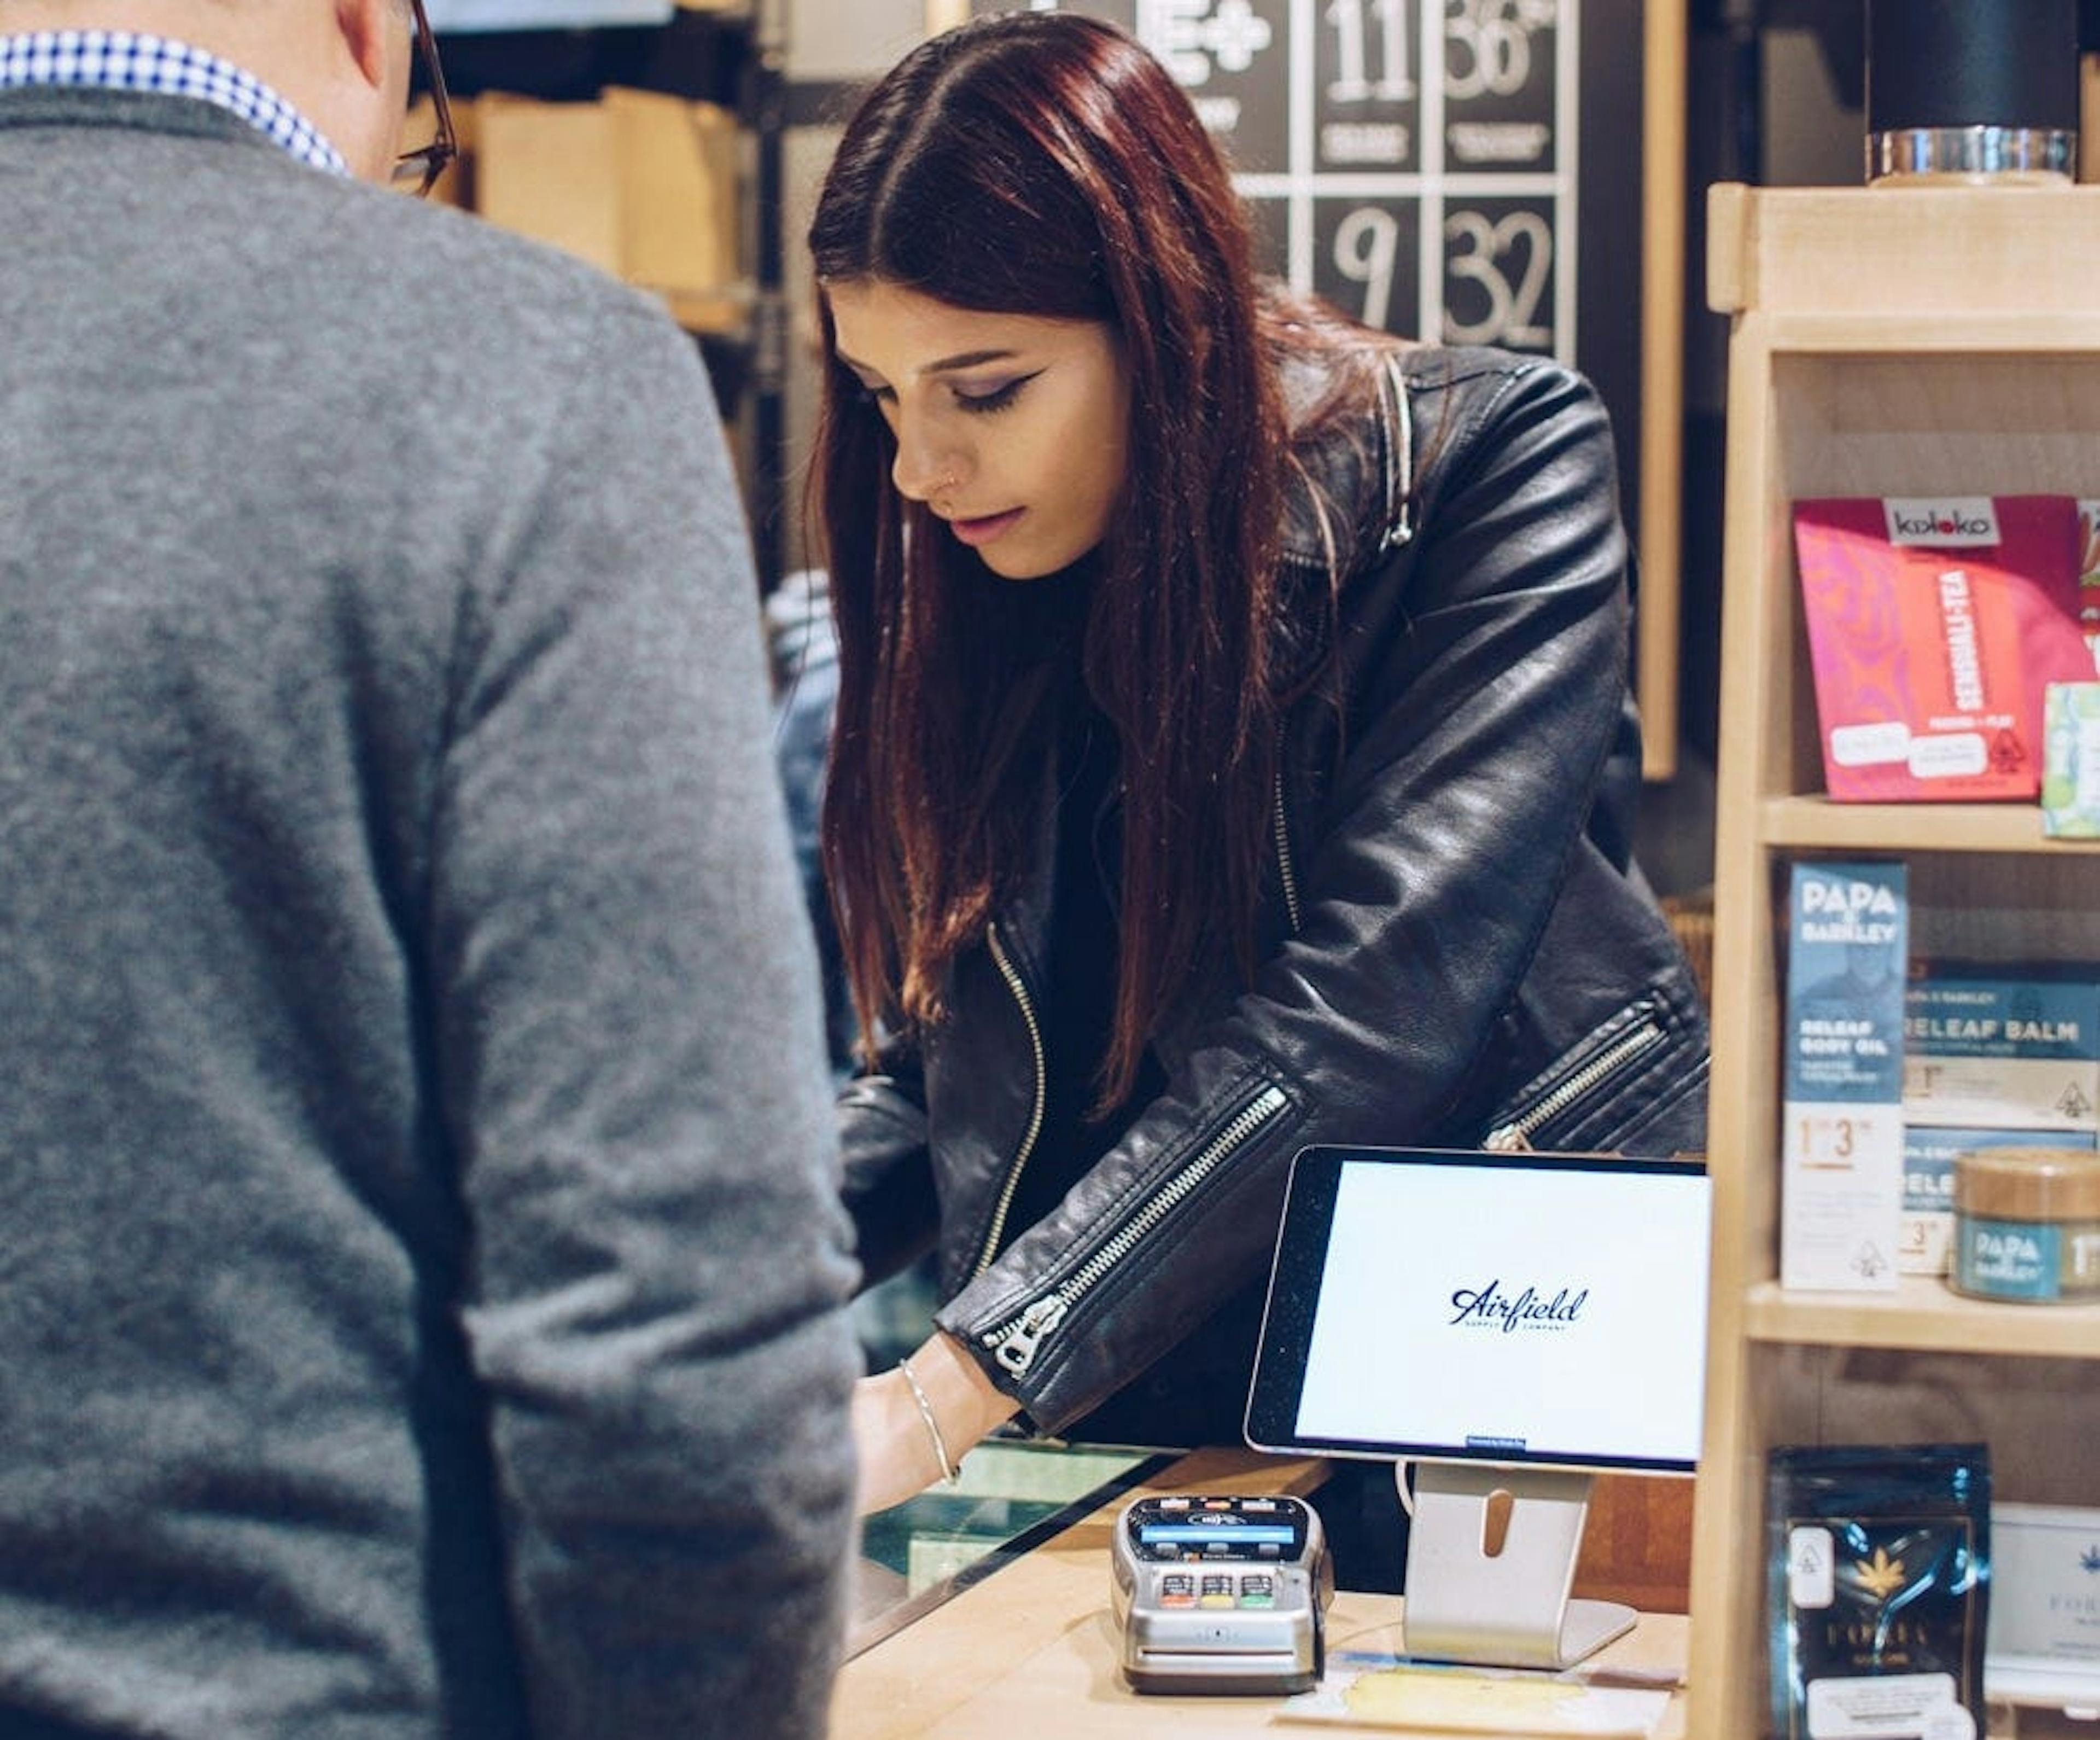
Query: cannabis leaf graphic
1855 1546 1907 1599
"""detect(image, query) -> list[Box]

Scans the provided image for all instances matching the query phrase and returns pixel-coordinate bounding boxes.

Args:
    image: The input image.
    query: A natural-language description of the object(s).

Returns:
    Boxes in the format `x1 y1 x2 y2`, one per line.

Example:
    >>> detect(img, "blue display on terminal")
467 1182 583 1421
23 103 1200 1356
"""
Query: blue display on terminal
1137 1524 1297 1547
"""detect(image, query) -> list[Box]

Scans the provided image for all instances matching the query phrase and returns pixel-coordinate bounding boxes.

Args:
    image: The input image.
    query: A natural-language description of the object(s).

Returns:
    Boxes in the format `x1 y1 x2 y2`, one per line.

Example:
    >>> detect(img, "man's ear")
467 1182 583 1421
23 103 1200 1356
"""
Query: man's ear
335 0 394 91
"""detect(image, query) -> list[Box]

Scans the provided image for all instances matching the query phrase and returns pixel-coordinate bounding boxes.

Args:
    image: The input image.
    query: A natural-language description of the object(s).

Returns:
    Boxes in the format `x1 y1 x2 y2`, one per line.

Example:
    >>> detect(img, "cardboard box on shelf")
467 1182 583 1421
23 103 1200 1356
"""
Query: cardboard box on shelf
406 89 746 336
476 94 623 275
606 89 742 328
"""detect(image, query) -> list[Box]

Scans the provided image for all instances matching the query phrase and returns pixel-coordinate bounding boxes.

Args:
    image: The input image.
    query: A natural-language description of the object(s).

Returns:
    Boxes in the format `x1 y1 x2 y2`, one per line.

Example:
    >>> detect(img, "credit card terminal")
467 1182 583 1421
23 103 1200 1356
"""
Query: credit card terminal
1110 1493 1332 1695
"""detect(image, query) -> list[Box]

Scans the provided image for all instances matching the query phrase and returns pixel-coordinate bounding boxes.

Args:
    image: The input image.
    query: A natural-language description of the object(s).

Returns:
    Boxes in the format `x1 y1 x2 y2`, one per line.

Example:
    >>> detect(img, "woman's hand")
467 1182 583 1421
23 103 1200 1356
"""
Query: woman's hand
851 1330 1020 1515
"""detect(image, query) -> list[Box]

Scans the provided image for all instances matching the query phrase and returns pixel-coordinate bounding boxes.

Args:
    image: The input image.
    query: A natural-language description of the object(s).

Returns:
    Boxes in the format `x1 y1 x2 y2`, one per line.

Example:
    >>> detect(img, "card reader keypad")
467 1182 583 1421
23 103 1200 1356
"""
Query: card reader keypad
1156 1570 1283 1610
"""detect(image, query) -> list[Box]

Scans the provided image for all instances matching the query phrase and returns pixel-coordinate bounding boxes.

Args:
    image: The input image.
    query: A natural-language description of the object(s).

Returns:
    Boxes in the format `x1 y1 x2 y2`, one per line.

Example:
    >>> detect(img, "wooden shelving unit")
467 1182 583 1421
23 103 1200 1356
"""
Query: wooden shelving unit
1688 184 2100 1738
428 0 792 585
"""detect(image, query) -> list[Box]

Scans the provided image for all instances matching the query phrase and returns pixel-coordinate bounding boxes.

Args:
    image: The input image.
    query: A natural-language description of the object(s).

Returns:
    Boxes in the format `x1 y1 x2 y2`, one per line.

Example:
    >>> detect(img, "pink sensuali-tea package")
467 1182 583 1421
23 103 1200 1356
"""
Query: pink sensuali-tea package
1793 494 2095 802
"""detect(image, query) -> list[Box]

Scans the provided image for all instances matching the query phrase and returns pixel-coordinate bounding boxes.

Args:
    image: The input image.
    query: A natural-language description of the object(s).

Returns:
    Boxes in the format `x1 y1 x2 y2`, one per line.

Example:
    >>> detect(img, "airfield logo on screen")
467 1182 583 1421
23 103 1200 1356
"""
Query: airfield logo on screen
1448 1279 1589 1334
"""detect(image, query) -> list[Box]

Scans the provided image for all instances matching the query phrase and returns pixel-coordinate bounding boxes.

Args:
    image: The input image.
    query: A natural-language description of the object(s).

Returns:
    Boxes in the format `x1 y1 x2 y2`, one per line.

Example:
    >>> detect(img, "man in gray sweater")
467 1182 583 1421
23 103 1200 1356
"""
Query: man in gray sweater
0 1 862 1735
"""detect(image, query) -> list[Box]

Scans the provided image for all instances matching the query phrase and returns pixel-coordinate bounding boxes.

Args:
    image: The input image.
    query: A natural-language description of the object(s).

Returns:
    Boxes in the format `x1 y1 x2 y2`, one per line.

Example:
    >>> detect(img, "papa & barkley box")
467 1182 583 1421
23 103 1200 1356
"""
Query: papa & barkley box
1793 494 2092 802
1900 1125 2098 1277
1782 862 1907 1291
1900 965 2100 1276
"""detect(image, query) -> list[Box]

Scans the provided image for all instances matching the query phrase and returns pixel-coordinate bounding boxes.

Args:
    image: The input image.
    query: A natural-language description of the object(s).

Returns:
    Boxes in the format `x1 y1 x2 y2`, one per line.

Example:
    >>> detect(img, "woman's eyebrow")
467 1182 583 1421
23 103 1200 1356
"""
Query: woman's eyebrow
835 346 1022 377
920 348 1021 374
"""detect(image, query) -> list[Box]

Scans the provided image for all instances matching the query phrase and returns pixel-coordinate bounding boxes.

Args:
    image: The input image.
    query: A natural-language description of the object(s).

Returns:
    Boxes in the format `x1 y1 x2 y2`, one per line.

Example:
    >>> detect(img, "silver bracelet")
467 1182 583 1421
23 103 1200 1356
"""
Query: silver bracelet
898 1356 962 1488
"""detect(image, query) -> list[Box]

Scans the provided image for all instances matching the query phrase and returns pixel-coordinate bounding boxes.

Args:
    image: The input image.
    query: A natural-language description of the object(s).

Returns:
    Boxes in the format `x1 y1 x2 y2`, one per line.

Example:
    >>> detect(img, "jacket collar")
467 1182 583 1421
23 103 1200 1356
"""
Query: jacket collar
1268 347 1418 688
1276 347 1415 569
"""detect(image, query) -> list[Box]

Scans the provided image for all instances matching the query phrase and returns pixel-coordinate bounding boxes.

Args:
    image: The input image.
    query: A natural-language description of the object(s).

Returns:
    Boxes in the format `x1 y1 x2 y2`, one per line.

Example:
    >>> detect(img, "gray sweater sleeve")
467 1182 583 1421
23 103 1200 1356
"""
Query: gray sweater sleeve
427 300 861 1739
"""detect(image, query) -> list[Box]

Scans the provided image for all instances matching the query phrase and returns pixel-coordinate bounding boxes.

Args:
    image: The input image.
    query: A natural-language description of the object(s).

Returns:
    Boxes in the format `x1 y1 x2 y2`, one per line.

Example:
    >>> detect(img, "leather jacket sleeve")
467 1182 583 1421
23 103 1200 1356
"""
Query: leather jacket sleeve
835 1053 941 1288
859 352 1702 1435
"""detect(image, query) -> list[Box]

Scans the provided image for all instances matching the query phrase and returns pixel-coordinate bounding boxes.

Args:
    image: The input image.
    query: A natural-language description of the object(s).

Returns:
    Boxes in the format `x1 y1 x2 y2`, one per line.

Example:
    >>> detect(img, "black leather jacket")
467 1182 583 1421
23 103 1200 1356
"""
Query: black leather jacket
838 343 1710 1439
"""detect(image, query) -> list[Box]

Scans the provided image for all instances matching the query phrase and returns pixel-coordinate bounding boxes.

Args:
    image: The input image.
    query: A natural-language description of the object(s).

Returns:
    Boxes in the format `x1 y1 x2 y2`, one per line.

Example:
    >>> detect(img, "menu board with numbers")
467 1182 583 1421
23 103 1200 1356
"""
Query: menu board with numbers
952 0 1679 774
964 0 1630 464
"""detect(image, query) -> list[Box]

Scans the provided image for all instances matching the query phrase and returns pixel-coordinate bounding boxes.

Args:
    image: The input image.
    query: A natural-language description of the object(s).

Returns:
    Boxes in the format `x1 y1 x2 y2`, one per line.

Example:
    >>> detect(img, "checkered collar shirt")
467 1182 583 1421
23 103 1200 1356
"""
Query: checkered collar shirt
0 30 348 176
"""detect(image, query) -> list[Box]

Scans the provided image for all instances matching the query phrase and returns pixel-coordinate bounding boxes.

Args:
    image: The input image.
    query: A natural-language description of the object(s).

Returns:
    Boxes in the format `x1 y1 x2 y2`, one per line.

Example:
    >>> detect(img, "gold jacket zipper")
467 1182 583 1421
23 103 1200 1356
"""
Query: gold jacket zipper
971 924 1048 1278
972 788 1300 1285
1482 1012 1669 1153
981 1084 1291 1376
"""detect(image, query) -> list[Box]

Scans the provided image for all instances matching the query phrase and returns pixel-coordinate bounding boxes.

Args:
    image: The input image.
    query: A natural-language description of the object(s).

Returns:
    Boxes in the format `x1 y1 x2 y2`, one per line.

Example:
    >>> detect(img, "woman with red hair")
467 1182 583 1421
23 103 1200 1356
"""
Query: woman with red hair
806 10 1709 1522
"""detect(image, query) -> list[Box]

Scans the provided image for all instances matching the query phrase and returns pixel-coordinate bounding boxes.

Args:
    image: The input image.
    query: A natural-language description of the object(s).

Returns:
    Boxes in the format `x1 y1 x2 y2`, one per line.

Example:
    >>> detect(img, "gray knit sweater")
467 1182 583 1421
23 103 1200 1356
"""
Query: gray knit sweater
0 84 860 1739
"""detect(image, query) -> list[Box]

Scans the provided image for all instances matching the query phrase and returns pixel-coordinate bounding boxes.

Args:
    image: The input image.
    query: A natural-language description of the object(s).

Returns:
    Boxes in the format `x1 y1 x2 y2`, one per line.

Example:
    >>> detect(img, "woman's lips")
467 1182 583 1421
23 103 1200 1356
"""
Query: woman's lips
948 508 1025 548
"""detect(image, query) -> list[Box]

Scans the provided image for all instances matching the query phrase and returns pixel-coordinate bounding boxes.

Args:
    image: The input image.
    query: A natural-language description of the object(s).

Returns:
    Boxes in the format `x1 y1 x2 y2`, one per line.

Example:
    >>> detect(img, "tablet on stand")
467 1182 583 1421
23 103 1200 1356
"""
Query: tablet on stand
1244 1145 1712 1672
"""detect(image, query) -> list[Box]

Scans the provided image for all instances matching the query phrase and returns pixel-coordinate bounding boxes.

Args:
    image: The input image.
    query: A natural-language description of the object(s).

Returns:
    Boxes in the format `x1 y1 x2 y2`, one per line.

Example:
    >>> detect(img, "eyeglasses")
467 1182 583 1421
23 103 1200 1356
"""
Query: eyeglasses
392 0 458 197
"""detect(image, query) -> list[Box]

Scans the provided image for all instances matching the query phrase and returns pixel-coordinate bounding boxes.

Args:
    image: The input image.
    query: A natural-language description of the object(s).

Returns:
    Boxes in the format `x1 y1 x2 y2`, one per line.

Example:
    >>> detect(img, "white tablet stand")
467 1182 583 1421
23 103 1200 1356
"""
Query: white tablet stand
1396 1461 1636 1671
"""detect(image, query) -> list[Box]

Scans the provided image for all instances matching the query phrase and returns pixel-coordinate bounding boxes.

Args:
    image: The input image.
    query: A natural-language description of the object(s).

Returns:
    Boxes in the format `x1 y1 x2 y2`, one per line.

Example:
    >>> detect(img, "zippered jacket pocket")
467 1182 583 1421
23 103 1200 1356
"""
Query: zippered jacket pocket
973 1083 1293 1380
1481 990 1708 1157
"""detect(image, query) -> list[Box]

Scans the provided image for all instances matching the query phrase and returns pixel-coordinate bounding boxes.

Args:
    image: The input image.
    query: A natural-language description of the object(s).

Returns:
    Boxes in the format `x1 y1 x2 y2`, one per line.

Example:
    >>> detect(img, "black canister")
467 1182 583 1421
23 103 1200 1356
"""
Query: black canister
1865 0 2080 183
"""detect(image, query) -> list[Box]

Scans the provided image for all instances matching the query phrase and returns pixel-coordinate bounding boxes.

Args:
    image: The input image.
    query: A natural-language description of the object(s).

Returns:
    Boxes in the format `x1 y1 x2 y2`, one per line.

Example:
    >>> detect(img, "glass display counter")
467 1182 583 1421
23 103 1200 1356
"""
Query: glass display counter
832 1446 1692 1740
849 1438 1165 1655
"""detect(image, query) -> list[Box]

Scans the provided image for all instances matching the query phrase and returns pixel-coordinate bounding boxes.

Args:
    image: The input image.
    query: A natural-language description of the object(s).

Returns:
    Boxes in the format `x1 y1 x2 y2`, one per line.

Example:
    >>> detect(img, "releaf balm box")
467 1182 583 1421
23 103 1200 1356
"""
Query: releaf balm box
1985 1503 2100 1707
1782 862 1907 1291
1903 966 2100 1132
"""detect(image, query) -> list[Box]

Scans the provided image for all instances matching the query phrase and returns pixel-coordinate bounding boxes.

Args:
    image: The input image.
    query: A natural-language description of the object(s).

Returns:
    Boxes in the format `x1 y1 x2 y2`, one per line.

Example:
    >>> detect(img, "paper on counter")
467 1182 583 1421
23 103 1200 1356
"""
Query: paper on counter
1274 1650 1671 1737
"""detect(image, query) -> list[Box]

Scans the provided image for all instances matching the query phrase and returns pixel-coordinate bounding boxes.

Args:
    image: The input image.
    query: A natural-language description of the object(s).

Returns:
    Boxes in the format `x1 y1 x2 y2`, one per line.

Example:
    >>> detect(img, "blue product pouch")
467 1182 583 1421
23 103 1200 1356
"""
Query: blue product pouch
1766 1442 1991 1740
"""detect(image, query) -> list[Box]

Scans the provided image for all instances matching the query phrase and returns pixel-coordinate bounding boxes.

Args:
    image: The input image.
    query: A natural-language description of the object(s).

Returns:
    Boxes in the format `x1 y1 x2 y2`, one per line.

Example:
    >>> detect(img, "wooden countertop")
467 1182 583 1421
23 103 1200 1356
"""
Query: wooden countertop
830 1448 1689 1739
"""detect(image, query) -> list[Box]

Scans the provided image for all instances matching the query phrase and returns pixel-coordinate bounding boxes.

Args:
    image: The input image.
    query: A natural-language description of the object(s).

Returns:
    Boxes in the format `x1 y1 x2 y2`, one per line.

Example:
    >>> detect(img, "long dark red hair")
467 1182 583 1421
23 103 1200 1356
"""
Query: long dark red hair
808 10 1370 1100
